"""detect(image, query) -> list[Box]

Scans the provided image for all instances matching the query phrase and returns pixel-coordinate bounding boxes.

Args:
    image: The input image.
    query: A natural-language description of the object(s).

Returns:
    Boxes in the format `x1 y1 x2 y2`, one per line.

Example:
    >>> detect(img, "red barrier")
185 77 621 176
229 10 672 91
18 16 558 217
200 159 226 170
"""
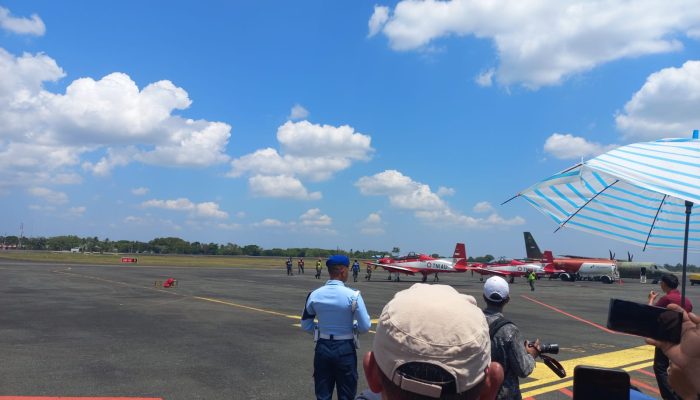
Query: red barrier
120 257 138 263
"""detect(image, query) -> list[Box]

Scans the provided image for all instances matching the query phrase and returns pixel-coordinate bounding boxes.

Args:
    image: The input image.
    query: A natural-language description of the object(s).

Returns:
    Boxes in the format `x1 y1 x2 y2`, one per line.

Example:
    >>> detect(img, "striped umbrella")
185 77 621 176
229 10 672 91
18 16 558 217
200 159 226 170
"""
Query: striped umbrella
506 132 700 306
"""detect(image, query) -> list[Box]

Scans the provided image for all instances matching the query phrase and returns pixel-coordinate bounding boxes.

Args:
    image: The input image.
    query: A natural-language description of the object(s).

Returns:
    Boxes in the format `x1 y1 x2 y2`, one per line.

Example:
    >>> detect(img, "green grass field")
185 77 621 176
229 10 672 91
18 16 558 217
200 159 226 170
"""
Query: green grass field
0 251 306 269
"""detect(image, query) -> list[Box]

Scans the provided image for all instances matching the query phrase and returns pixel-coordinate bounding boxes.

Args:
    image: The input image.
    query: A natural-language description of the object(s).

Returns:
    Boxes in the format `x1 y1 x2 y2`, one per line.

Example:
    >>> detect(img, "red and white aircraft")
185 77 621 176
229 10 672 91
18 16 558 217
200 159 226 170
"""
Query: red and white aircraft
524 232 619 283
467 256 551 283
367 243 469 282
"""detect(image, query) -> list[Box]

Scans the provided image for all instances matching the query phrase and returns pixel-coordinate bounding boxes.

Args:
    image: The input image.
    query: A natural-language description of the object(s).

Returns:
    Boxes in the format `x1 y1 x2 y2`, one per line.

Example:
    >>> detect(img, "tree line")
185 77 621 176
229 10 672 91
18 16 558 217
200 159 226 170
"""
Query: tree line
0 235 390 258
1 235 696 269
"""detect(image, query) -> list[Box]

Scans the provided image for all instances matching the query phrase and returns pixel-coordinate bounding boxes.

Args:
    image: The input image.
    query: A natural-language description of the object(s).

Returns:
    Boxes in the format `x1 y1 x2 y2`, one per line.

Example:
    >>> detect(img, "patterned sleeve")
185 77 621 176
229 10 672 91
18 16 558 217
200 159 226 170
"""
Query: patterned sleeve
503 324 536 378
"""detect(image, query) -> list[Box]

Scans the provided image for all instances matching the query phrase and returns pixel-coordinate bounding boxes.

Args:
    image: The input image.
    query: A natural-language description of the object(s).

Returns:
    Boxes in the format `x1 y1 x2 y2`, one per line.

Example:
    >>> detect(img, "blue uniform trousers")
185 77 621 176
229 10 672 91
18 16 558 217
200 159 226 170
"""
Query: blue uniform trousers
313 339 357 400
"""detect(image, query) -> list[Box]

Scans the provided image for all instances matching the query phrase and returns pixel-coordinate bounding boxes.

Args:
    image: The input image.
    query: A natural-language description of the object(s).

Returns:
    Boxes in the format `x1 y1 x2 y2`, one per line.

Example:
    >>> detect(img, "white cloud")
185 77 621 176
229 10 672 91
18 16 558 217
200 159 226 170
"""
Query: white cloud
360 212 385 235
473 201 494 213
28 186 68 204
217 222 242 230
356 169 525 228
228 120 373 198
142 198 229 219
368 5 390 37
475 69 495 87
543 133 618 160
253 218 286 228
300 208 332 226
616 60 700 140
82 147 132 176
252 209 336 234
131 187 149 196
277 120 373 159
249 175 322 200
0 6 45 36
414 208 526 228
123 215 182 231
371 0 700 88
28 204 55 212
0 49 231 186
437 186 455 196
288 104 309 120
68 206 86 217
355 170 447 210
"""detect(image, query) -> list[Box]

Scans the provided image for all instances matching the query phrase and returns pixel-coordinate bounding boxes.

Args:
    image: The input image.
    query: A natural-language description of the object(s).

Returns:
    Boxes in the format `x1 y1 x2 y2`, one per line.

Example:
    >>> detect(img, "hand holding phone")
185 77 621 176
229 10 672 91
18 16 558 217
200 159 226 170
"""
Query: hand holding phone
607 298 683 343
573 366 629 399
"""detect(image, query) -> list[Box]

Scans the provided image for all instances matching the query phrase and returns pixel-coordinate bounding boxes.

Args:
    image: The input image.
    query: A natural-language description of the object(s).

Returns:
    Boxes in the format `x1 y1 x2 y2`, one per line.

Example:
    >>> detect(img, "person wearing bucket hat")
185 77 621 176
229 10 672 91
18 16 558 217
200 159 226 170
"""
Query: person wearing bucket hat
359 283 504 400
482 276 539 400
301 254 371 400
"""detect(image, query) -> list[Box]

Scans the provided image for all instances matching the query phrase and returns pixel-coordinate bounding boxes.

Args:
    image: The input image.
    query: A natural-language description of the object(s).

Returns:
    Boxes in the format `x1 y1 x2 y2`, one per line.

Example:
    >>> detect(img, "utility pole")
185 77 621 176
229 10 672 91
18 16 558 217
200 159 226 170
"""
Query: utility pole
19 222 23 250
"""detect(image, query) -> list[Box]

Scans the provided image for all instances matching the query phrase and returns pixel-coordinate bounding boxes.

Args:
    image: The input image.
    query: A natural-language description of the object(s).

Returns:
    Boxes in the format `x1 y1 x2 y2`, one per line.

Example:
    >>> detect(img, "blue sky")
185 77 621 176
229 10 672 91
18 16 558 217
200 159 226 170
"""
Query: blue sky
1 1 699 263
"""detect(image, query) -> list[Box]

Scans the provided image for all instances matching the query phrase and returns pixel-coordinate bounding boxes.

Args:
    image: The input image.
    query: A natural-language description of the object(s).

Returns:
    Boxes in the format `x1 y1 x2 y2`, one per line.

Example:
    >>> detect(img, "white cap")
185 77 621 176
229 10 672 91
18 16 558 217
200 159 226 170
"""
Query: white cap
372 284 491 396
483 276 509 302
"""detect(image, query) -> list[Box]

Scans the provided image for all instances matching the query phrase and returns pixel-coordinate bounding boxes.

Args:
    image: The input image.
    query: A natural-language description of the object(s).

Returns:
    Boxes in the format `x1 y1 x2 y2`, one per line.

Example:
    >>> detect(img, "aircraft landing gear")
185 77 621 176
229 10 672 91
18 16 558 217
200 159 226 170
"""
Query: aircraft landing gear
509 276 515 284
479 277 484 282
421 274 428 283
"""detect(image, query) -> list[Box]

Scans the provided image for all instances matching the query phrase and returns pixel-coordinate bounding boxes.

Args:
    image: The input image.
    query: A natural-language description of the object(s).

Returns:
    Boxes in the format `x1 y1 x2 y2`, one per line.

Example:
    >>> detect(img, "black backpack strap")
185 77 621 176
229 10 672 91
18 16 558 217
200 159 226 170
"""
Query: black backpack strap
488 315 513 340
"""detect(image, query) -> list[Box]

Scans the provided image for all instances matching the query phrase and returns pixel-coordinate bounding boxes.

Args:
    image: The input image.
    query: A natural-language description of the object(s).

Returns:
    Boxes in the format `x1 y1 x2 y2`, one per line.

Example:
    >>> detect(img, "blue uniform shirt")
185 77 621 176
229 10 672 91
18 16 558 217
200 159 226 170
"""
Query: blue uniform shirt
301 280 371 335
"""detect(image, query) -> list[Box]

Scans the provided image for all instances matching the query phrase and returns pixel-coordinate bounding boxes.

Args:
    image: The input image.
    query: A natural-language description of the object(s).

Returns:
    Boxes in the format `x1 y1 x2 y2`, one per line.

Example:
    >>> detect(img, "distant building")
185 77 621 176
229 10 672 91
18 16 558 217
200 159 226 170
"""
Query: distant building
70 247 81 253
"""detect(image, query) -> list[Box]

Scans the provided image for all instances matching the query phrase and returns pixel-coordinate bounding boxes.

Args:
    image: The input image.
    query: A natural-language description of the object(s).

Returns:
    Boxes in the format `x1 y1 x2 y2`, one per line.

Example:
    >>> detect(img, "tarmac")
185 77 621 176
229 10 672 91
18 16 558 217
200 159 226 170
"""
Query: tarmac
1 259 698 400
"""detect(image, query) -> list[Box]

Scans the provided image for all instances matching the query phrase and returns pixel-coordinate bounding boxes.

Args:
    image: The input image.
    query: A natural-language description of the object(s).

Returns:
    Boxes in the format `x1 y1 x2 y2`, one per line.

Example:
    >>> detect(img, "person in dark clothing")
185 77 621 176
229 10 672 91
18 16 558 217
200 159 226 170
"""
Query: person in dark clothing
482 276 540 400
648 274 694 400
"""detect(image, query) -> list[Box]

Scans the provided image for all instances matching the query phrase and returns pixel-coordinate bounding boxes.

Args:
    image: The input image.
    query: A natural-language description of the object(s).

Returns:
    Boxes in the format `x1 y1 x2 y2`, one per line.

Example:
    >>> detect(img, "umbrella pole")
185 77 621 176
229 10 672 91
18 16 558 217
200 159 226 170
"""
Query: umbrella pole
682 201 693 309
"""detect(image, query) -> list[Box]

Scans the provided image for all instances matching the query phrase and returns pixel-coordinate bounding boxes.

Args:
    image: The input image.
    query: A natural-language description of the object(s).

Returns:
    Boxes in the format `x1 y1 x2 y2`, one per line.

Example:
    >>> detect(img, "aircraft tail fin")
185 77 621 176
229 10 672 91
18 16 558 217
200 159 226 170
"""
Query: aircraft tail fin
453 243 468 270
524 232 543 259
453 243 466 261
543 250 554 263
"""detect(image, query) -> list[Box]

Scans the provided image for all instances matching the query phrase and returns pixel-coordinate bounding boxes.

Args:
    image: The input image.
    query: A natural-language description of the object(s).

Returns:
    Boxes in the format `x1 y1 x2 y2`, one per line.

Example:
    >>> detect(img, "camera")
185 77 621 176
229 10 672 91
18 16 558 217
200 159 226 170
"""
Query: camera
529 341 559 354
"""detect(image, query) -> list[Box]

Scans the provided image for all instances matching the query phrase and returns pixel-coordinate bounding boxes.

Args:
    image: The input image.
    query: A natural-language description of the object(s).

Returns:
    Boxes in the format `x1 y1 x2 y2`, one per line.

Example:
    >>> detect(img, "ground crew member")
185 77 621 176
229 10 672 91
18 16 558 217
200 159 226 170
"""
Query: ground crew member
315 258 322 279
301 255 371 400
298 257 305 274
365 264 372 281
352 259 360 282
527 270 536 291
286 257 293 276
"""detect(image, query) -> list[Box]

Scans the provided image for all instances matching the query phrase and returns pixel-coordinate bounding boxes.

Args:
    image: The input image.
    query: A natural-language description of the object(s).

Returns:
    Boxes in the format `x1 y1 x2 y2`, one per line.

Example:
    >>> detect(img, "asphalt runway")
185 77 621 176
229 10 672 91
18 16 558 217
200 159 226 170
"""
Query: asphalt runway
1 260 698 400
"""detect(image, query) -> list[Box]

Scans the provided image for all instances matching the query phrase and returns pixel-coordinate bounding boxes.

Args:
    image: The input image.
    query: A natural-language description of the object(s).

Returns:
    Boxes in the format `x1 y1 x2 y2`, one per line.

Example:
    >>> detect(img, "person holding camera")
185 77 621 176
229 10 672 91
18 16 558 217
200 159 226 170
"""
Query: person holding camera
647 274 694 400
482 276 539 400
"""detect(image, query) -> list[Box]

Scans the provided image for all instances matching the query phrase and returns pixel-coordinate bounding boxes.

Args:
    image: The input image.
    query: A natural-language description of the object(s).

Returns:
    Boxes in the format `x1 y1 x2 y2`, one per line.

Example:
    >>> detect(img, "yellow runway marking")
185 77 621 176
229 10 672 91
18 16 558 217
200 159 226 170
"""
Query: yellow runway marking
521 345 654 397
193 296 299 319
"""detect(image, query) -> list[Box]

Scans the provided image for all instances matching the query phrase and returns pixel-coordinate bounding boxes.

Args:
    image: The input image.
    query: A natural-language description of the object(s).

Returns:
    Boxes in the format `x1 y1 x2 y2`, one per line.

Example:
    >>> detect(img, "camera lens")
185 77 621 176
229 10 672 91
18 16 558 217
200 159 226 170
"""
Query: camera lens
540 343 559 354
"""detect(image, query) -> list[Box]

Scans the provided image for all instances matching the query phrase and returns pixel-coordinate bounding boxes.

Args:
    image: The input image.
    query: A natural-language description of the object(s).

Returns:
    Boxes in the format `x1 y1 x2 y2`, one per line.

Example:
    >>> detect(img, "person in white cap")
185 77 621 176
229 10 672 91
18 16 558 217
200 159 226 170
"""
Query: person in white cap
482 276 539 400
358 283 504 400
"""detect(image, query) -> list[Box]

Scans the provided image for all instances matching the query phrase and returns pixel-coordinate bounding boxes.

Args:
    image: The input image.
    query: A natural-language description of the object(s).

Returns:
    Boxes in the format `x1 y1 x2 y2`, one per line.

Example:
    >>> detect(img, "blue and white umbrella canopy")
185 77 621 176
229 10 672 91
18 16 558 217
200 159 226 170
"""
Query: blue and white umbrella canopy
513 137 700 251
509 135 700 305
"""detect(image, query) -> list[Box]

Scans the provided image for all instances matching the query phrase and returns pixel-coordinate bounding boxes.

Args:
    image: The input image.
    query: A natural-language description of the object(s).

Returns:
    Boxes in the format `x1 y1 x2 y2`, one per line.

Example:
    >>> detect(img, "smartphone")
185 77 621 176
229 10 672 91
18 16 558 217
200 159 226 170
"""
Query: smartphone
606 298 682 343
573 366 629 400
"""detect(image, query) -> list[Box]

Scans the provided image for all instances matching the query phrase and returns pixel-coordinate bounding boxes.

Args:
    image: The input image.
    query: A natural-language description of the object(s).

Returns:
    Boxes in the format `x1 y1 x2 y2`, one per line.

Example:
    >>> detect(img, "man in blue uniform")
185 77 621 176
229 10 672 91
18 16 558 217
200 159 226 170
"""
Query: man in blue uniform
301 255 371 400
352 259 360 282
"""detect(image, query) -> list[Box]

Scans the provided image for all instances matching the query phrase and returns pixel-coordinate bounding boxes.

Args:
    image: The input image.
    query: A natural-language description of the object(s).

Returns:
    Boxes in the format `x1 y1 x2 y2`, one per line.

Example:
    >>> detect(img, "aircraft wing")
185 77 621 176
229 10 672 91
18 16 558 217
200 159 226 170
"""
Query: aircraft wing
466 266 514 277
366 262 418 276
